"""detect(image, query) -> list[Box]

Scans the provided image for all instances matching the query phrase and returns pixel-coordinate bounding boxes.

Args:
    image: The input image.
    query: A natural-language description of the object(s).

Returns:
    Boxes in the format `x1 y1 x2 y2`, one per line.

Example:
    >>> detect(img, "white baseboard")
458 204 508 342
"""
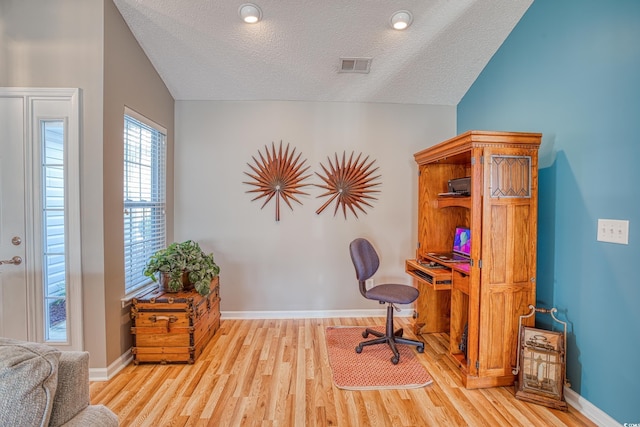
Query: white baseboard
221 308 414 319
89 348 133 382
564 386 621 426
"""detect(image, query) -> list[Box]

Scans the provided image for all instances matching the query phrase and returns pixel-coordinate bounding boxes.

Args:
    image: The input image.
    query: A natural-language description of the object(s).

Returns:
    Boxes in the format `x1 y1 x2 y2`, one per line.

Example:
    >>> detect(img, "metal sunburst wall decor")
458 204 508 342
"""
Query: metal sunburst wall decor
243 141 311 221
315 151 381 219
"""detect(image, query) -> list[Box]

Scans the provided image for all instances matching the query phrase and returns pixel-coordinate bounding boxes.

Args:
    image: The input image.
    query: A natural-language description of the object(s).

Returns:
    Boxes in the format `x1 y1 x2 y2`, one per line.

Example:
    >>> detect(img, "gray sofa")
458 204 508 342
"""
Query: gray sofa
0 338 118 426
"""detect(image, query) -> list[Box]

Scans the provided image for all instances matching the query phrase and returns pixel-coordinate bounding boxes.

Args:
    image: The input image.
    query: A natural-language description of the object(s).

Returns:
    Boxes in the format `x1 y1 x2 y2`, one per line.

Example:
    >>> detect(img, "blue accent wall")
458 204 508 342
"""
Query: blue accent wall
458 0 640 423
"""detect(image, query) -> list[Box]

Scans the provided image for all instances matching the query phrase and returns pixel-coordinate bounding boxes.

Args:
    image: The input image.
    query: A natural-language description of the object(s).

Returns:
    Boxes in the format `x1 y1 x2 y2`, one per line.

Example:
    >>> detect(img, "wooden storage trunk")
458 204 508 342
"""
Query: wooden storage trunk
131 276 220 364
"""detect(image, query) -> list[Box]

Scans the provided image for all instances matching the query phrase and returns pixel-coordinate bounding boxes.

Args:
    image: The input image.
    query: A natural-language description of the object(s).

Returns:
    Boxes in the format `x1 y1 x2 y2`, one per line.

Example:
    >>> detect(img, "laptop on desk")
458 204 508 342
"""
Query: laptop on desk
429 226 471 263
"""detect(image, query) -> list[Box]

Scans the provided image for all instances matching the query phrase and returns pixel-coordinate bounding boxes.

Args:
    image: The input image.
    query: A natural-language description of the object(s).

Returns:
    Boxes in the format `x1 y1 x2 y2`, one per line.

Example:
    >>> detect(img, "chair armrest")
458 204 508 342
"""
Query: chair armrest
59 404 119 427
49 352 91 427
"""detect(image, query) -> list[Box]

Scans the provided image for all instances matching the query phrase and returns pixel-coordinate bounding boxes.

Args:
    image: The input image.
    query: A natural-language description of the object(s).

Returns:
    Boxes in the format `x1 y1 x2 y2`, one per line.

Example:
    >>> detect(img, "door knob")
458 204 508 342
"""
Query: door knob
0 256 22 265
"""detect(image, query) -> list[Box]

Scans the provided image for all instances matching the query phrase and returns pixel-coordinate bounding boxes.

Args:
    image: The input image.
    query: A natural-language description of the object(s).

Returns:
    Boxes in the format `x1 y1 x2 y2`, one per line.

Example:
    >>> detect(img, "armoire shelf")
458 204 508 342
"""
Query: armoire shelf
436 196 471 209
408 130 541 389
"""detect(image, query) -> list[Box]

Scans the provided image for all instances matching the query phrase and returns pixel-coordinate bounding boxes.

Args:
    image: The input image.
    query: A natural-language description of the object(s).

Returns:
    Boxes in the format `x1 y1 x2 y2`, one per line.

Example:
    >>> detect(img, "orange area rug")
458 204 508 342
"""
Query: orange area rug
325 326 433 390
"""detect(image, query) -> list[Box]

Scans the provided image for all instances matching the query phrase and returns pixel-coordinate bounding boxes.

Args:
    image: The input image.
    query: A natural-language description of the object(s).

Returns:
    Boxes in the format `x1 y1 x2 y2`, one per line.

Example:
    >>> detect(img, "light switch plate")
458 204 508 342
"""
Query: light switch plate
597 219 629 244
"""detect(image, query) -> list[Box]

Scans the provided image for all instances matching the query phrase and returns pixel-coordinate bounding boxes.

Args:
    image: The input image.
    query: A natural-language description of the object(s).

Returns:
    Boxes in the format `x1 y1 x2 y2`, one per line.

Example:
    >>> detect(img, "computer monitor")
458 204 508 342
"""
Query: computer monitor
453 227 471 257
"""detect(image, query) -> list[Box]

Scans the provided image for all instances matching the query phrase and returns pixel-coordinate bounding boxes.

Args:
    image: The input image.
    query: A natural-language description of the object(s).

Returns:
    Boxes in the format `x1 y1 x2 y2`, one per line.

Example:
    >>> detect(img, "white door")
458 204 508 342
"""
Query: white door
0 96 29 340
0 88 83 351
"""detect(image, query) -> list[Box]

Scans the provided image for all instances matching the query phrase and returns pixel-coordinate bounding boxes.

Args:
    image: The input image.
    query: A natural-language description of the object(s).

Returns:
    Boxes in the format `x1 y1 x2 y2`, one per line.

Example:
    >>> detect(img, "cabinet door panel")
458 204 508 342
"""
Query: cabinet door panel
484 203 535 285
478 290 508 375
511 204 535 283
481 147 538 288
479 148 538 378
479 287 533 376
486 204 509 283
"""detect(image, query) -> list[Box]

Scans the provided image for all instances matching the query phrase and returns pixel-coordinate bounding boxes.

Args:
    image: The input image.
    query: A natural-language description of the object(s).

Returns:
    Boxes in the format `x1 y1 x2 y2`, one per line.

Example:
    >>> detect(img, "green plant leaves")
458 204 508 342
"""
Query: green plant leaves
143 240 220 295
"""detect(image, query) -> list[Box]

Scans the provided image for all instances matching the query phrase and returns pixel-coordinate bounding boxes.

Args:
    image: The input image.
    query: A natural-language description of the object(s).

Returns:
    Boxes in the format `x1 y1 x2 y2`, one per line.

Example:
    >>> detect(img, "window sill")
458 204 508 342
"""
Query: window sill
121 284 158 308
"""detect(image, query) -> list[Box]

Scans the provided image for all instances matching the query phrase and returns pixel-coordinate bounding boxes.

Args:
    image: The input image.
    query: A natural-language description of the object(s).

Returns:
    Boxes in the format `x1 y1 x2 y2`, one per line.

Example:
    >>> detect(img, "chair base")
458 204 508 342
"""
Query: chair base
355 304 425 364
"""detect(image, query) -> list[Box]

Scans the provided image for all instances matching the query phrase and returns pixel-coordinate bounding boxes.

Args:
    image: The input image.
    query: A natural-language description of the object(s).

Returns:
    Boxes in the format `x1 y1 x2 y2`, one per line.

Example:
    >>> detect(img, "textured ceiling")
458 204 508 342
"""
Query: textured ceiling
113 0 532 105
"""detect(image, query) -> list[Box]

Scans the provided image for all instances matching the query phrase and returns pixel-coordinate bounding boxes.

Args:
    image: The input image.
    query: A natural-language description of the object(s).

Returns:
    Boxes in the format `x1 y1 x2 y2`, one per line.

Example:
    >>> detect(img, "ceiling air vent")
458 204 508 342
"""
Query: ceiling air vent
339 57 372 74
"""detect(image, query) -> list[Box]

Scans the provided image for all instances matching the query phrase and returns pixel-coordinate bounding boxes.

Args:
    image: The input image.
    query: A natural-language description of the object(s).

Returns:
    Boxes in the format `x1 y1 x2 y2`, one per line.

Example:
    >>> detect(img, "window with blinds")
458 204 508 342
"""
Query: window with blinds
123 110 166 294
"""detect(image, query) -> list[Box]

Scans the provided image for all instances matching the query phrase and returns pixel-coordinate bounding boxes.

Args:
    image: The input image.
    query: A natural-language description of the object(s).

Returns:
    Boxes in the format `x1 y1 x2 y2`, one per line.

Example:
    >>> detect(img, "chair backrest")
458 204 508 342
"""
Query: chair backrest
349 238 380 297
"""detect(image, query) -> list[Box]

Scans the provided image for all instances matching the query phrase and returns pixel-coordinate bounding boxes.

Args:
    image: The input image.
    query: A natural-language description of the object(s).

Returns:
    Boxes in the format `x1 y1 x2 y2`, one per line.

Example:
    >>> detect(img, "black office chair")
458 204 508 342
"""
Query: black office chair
349 238 425 364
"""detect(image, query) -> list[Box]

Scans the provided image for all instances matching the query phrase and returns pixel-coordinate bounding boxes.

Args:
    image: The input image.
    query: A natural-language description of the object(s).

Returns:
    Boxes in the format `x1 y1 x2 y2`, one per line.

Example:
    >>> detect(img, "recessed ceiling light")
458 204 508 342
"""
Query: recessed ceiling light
390 10 413 30
239 3 262 24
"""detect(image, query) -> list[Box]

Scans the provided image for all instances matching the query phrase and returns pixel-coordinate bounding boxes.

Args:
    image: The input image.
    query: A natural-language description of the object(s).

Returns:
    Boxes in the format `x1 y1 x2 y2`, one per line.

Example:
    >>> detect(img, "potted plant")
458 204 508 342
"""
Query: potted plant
143 240 220 295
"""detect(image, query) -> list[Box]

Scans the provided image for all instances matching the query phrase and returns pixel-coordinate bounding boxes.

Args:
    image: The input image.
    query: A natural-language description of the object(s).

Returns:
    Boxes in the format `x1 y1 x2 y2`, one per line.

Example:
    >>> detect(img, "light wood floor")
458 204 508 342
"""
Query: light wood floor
90 317 596 426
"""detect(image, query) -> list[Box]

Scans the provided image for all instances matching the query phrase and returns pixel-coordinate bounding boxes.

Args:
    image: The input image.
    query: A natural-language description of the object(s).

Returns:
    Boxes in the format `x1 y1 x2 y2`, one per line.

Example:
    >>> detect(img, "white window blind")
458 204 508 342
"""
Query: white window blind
123 110 166 294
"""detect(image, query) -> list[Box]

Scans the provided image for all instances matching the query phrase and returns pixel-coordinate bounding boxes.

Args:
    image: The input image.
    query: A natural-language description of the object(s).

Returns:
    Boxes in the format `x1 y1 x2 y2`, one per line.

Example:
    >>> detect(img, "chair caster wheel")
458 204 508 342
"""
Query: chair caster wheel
391 355 399 365
417 345 425 353
362 331 369 338
394 329 404 337
356 345 363 353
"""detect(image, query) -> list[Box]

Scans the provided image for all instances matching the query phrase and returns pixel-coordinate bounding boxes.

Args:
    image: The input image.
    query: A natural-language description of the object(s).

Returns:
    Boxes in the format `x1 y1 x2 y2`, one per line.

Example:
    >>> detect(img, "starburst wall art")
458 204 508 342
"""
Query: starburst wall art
315 151 381 219
243 141 311 221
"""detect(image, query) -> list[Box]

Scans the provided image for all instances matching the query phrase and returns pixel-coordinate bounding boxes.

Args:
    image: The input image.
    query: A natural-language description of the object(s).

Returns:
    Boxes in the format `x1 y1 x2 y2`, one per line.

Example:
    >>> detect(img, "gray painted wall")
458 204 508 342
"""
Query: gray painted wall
175 100 455 313
103 0 175 365
0 0 174 368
